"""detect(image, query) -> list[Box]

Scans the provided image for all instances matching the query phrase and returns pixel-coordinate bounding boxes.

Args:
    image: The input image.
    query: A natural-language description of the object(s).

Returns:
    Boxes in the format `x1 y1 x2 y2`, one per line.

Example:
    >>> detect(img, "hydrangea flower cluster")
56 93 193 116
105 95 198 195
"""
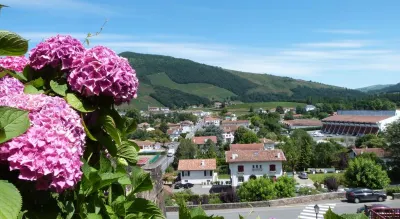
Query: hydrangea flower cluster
0 56 28 72
68 46 139 104
29 35 85 70
0 93 86 192
0 76 24 98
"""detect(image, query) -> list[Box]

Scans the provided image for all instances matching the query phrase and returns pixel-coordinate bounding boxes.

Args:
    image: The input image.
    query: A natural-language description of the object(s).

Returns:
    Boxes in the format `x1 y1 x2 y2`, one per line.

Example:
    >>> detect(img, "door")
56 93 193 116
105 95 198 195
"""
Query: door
362 189 375 201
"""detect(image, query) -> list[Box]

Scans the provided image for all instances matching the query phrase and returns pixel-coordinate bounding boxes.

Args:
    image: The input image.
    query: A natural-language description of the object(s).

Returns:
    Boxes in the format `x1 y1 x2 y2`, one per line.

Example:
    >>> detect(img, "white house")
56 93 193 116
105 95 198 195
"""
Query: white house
305 105 316 112
180 120 194 133
222 126 239 143
204 117 220 127
148 106 160 112
167 128 181 141
225 150 286 187
178 159 218 185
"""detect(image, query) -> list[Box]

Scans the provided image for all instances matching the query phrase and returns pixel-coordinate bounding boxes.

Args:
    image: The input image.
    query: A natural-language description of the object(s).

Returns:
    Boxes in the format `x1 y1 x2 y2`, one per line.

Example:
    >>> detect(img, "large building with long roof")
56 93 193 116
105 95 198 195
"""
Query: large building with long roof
321 110 400 136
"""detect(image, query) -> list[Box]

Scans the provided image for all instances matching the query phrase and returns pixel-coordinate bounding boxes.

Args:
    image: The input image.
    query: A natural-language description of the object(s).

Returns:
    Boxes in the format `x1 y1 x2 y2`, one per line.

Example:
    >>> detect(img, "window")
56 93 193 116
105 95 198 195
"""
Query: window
252 165 255 168
238 176 244 182
260 165 262 169
270 164 276 172
238 165 244 172
210 170 213 176
204 171 207 176
187 171 191 176
182 172 185 177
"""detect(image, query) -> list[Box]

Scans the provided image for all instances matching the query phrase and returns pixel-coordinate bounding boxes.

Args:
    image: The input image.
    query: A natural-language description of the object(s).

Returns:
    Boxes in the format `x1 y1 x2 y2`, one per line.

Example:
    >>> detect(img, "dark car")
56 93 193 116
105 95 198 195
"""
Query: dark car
299 172 308 179
357 204 390 216
174 183 183 189
346 188 387 203
183 183 194 189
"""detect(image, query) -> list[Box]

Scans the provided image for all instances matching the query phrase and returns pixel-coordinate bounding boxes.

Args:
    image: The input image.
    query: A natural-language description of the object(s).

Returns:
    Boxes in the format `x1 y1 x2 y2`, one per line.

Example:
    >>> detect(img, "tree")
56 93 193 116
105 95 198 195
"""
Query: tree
312 142 343 168
275 176 296 198
358 152 387 170
385 120 400 167
283 111 294 120
276 106 284 114
125 108 141 122
159 121 169 134
219 108 228 116
236 177 277 202
233 127 258 144
355 134 386 148
199 139 217 158
173 139 198 169
344 157 390 189
195 125 224 144
278 139 300 172
317 112 330 120
291 129 313 170
249 106 254 112
296 105 305 114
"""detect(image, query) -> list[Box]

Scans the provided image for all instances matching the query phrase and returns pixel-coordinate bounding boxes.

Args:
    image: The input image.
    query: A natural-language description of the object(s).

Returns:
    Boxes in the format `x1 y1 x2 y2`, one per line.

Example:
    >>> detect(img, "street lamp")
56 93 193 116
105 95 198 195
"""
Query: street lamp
314 204 320 219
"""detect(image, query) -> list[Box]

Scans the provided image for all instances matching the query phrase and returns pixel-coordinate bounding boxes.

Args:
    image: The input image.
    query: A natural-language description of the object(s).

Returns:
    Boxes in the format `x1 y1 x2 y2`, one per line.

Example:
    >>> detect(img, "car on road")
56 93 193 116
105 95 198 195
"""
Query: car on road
346 188 387 203
298 172 308 179
174 182 194 189
357 204 390 216
174 183 183 189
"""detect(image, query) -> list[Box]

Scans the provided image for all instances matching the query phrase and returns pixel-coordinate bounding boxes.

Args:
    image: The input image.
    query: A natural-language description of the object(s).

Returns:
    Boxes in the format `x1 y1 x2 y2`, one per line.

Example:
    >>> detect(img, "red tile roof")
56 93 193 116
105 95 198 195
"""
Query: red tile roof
204 117 220 122
230 143 264 151
283 119 322 127
221 120 250 125
226 150 286 163
322 115 391 123
131 140 154 147
192 136 217 144
351 148 390 158
178 159 217 171
260 138 275 144
223 125 240 133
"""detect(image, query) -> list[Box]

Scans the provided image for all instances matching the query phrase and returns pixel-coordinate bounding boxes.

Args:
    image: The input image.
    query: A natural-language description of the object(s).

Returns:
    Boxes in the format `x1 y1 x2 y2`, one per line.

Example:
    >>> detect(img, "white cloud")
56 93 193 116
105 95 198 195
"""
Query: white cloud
1 0 113 15
296 40 370 48
316 29 370 35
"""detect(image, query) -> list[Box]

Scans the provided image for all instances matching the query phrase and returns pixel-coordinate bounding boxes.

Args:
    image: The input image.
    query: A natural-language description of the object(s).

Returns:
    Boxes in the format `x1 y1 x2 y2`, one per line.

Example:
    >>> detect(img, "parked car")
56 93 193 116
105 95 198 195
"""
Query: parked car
346 188 387 203
183 183 194 189
174 183 183 189
357 204 390 216
298 172 308 179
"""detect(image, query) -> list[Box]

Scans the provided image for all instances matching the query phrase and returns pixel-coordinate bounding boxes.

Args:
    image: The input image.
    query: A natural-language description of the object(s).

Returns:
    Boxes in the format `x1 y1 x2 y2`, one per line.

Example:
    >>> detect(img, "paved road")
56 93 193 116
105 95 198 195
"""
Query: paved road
166 199 400 219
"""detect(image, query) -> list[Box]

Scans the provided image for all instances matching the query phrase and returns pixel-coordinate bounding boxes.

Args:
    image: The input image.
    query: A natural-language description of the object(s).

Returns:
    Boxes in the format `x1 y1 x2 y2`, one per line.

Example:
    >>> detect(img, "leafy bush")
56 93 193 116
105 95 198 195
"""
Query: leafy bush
344 157 390 189
325 177 339 192
385 185 400 196
275 176 296 198
297 187 319 196
237 177 277 202
165 166 174 173
219 191 239 203
209 197 223 204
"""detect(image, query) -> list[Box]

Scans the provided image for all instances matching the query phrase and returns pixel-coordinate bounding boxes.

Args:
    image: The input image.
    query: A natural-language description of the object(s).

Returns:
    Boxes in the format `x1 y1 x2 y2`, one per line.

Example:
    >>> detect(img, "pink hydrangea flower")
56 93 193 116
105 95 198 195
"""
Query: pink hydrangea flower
0 56 28 72
29 35 85 70
0 76 24 98
68 46 139 105
0 94 86 193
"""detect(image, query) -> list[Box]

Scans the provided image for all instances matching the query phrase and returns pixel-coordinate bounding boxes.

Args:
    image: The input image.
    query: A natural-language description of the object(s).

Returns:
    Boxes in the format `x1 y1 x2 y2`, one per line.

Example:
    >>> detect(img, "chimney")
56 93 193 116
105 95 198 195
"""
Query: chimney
201 160 205 166
232 154 238 160
277 153 281 159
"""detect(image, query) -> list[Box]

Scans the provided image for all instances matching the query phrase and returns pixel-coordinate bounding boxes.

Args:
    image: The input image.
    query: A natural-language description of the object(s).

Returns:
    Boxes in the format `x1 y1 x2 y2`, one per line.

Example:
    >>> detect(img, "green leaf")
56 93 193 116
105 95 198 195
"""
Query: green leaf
27 77 45 89
87 213 103 219
111 196 126 217
124 140 140 152
324 208 344 219
178 200 191 219
80 114 97 141
96 133 117 156
0 180 22 219
0 30 28 56
128 166 153 197
190 207 207 218
103 115 122 146
65 201 75 219
124 118 137 135
125 198 165 219
99 153 112 174
65 93 95 113
50 80 68 96
117 141 138 165
23 84 43 94
88 173 125 196
0 70 7 79
117 176 131 186
6 70 27 81
0 106 30 144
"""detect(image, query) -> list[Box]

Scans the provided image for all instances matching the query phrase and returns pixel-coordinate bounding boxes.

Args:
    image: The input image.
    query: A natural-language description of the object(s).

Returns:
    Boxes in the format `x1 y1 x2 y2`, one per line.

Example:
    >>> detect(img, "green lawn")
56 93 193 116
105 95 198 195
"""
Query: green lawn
308 173 345 184
147 72 237 101
227 101 305 112
218 174 231 179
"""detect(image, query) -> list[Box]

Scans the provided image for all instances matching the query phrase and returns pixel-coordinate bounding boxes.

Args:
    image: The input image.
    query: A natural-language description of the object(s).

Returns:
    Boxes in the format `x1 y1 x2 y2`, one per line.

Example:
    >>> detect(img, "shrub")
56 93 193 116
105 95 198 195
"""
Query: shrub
385 186 400 196
237 177 277 202
209 197 223 204
325 177 339 192
275 176 296 198
166 166 174 173
344 157 390 189
219 191 239 203
298 187 319 196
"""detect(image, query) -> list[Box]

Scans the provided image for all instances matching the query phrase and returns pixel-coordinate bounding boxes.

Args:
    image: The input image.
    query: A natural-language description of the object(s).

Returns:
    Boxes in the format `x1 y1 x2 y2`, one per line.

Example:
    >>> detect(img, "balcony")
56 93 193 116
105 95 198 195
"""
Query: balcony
252 168 263 171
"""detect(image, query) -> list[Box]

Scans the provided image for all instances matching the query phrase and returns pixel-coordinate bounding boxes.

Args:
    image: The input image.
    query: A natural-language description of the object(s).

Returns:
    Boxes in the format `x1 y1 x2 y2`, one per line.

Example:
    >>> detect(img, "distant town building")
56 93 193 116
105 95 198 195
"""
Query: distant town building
160 107 170 112
167 128 181 141
221 120 250 128
282 119 322 129
305 105 316 112
214 102 223 109
321 110 400 136
148 106 160 112
348 148 392 164
178 159 218 185
222 125 239 143
192 136 218 146
230 143 264 151
226 149 286 187
204 117 221 127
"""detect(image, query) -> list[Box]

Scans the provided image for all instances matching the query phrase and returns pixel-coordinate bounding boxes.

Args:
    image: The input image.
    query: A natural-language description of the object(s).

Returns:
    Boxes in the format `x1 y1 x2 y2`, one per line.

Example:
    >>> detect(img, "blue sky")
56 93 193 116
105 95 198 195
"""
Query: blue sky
1 0 400 89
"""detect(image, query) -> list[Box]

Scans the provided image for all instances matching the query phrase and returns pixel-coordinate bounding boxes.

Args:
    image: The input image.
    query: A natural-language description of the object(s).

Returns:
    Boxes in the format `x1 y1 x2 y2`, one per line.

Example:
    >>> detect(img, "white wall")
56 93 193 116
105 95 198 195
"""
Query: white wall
205 120 220 127
181 126 193 134
229 162 283 187
180 170 217 185
378 112 400 131
223 133 234 143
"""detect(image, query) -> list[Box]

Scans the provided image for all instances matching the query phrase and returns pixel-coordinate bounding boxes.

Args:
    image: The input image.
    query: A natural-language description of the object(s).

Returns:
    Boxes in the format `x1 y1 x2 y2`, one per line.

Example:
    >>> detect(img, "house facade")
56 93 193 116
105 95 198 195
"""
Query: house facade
204 117 221 127
222 125 239 143
225 150 286 187
348 148 392 164
167 128 181 141
305 105 316 112
221 120 250 128
178 159 218 185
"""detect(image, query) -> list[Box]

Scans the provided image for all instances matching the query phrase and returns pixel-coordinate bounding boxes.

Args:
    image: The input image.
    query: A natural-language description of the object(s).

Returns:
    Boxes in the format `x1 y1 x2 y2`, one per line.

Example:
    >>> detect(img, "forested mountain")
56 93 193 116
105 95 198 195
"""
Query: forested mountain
357 84 393 92
119 52 366 109
370 83 400 94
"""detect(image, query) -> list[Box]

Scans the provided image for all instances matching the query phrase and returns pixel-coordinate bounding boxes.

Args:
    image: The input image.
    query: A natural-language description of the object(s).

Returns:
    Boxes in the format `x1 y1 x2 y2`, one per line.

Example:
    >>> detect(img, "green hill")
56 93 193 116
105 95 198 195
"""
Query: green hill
119 52 366 110
357 84 394 93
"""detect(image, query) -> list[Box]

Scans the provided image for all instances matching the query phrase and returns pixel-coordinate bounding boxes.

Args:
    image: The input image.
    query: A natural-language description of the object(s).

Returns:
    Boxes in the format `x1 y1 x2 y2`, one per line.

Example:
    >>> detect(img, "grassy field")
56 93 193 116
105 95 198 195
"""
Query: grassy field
218 174 231 179
117 83 164 110
308 173 345 184
227 102 306 114
147 72 236 101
